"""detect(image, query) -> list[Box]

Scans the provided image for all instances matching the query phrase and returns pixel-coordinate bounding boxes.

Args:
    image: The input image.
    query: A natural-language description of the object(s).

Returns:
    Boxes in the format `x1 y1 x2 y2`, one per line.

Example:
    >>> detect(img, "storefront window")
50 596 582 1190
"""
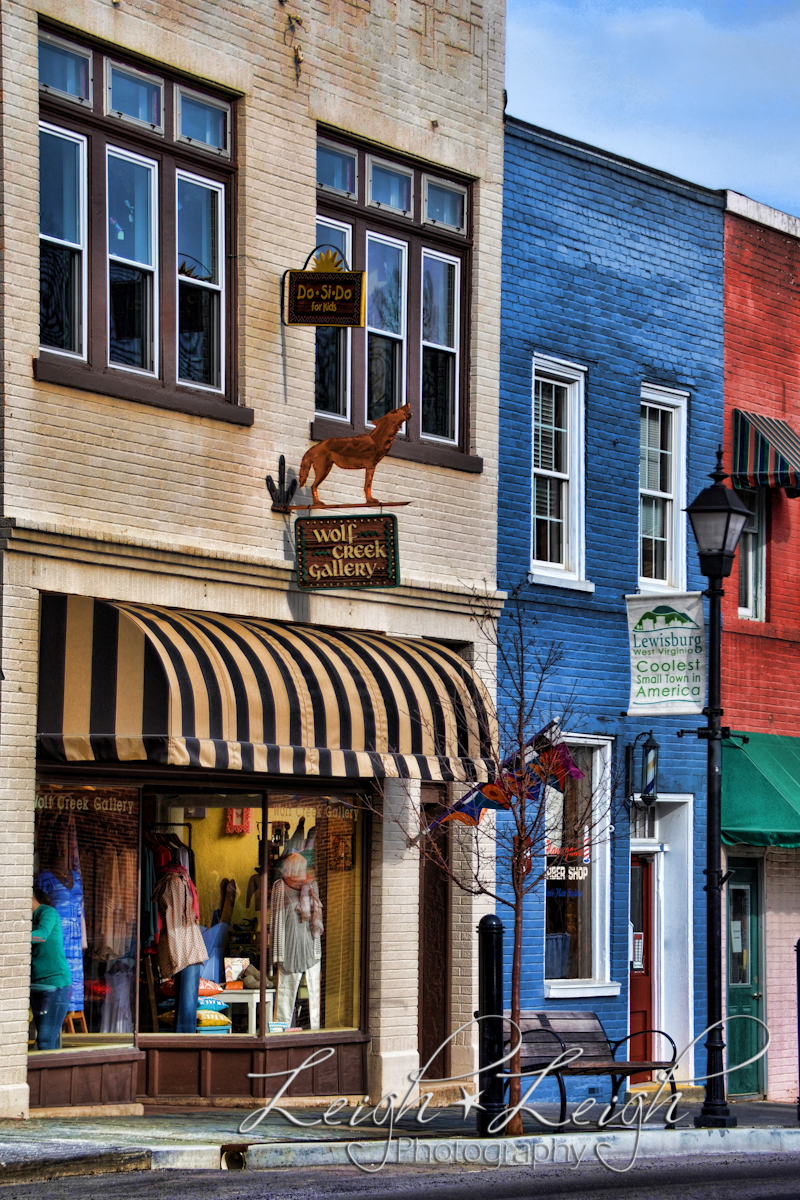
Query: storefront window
143 792 363 1036
32 786 139 1052
544 746 594 979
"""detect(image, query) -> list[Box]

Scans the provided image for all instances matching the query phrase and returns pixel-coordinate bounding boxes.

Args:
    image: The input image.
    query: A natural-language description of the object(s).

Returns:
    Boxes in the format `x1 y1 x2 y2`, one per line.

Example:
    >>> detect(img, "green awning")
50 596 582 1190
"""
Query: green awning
722 732 800 847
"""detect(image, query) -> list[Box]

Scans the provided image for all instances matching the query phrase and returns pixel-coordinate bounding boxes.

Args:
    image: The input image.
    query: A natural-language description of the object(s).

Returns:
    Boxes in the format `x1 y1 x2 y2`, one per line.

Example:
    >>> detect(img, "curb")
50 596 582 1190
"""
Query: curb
243 1125 800 1170
0 1149 151 1187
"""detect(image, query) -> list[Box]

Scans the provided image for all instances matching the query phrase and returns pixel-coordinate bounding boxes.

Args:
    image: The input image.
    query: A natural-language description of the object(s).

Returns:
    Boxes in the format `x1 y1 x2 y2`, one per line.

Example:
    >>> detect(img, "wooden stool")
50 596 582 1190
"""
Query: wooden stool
63 1011 88 1034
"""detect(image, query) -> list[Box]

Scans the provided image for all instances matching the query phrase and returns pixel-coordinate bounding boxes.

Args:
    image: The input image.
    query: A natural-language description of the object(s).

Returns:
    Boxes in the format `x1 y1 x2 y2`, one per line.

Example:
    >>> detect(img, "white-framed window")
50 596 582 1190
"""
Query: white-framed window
366 231 407 422
737 487 766 621
107 146 159 375
105 59 164 134
176 171 225 392
39 122 88 359
423 175 467 235
544 735 616 996
175 86 231 158
421 249 460 443
530 356 586 584
38 32 92 107
639 384 688 592
314 216 353 420
367 156 413 217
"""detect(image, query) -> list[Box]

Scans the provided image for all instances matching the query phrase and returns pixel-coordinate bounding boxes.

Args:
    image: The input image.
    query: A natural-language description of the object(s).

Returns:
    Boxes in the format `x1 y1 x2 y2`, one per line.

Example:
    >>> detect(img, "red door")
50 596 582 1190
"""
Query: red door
629 855 653 1081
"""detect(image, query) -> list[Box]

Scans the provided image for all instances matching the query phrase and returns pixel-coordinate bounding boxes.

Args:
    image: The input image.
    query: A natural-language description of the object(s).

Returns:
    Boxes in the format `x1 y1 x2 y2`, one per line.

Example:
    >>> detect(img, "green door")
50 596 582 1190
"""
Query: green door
726 863 763 1096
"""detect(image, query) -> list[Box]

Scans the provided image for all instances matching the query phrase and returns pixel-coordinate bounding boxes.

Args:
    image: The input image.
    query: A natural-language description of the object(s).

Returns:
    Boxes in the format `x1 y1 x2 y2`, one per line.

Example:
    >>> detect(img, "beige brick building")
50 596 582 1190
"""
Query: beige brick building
0 0 504 1118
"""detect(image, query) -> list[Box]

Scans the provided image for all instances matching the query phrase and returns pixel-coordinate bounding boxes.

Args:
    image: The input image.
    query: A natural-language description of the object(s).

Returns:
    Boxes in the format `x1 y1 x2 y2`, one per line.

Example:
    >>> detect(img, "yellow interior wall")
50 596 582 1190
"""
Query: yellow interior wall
185 807 261 931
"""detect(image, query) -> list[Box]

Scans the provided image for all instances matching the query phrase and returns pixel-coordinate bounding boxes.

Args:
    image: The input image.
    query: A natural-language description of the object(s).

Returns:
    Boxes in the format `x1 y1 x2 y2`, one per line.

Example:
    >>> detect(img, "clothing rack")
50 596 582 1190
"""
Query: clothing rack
150 821 192 851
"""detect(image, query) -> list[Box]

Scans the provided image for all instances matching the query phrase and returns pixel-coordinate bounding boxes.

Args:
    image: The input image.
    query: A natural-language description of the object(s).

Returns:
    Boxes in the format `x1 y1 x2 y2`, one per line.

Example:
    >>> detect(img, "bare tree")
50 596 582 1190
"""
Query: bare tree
370 584 615 1137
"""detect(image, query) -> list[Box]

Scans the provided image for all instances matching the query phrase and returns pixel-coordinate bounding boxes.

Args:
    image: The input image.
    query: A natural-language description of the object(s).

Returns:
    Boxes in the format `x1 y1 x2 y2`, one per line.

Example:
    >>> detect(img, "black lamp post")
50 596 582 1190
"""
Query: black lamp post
685 448 749 1129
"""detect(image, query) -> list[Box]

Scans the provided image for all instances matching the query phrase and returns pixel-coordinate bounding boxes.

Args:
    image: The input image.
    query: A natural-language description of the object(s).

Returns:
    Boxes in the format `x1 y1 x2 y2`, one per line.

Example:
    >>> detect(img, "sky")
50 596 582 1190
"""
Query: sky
505 0 800 216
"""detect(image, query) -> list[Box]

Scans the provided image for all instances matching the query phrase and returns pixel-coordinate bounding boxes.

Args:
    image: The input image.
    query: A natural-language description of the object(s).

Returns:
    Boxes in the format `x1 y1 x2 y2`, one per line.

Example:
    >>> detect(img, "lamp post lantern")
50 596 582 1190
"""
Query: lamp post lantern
685 447 749 1129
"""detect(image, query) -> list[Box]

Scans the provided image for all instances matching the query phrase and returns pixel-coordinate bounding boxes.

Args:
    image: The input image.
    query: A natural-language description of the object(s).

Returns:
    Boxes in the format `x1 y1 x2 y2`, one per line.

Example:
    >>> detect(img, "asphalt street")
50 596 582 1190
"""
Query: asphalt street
2 1153 800 1200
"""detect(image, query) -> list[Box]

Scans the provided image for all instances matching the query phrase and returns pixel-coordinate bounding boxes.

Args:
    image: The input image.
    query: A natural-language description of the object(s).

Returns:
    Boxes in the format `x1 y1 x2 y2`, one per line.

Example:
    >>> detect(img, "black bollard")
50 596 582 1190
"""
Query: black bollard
476 913 505 1136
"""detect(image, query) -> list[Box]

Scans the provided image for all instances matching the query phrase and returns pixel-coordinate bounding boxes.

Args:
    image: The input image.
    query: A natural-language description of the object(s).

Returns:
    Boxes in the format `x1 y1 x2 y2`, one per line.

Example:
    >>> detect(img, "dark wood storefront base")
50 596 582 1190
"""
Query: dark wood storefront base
28 1048 145 1108
136 1032 369 1100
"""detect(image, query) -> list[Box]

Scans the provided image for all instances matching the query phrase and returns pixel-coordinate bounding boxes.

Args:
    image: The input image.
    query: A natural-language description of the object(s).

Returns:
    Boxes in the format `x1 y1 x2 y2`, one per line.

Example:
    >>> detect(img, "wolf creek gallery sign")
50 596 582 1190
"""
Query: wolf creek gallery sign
295 514 399 590
625 592 706 716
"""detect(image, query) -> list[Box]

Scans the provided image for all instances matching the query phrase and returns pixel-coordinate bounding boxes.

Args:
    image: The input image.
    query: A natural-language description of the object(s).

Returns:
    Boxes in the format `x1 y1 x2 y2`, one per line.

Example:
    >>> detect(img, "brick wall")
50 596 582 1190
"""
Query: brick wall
500 120 725 1083
722 211 800 735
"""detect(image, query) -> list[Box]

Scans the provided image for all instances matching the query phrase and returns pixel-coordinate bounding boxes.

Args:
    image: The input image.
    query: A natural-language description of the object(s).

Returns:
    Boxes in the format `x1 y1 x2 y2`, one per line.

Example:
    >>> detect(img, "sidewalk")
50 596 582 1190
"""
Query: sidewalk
0 1099 799 1185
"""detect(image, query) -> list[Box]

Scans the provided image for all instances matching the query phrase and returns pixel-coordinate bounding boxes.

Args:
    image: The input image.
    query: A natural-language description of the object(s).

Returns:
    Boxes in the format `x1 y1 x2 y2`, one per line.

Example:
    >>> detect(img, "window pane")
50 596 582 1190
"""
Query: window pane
40 131 81 244
178 179 219 284
108 154 153 266
534 380 567 473
179 283 220 388
40 243 80 352
728 885 751 987
640 495 668 579
371 163 411 212
739 531 754 610
422 347 455 440
640 404 672 494
422 256 455 349
315 327 347 416
317 145 356 195
39 39 90 101
367 240 403 335
109 264 152 370
180 94 227 151
533 475 564 564
316 219 349 267
545 746 593 979
367 333 401 422
426 181 464 229
110 66 162 127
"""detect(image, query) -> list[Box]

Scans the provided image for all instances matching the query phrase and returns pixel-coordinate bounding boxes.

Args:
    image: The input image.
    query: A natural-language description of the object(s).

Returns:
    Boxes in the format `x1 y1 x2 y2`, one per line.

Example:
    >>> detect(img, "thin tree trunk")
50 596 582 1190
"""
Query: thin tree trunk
506 889 524 1137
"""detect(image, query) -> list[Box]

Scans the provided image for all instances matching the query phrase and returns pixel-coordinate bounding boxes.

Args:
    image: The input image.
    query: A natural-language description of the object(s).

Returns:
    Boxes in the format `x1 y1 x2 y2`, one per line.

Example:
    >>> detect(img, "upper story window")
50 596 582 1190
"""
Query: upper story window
529 355 586 586
638 384 687 592
737 488 767 621
313 132 473 462
36 28 242 423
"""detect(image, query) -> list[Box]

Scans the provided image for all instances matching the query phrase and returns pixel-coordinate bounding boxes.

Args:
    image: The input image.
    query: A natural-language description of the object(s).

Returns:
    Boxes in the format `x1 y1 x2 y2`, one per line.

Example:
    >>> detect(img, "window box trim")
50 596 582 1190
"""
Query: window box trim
175 169 226 394
530 355 586 581
174 85 231 159
543 980 622 997
33 354 254 425
420 247 461 446
106 144 160 376
639 383 688 592
39 121 88 361
367 154 414 218
38 31 93 108
104 57 165 135
422 175 468 236
317 137 358 202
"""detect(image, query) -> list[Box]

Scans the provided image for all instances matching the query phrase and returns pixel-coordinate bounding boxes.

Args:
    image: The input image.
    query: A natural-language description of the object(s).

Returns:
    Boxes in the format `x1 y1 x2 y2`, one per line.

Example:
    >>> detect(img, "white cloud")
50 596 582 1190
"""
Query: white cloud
505 1 800 215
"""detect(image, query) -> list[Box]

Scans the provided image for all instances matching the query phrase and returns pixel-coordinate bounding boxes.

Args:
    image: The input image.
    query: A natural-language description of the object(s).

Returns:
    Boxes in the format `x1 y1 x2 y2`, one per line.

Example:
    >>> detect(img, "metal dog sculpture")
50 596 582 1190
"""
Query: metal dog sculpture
298 403 411 505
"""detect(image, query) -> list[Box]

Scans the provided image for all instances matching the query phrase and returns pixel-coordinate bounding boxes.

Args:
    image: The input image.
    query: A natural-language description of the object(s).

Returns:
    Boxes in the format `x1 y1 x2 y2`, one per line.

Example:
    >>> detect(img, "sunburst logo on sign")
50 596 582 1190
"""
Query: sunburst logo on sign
312 249 344 273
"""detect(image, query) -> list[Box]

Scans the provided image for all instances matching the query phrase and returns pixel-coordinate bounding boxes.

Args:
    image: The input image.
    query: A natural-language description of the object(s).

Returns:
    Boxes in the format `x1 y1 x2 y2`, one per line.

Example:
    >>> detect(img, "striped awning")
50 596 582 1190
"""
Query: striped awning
732 408 800 489
37 596 496 782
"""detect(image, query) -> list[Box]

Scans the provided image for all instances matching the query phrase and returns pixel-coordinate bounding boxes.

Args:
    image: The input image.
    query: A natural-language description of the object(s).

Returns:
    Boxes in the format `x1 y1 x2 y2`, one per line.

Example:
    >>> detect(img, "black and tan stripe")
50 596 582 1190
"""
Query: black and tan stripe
37 596 496 782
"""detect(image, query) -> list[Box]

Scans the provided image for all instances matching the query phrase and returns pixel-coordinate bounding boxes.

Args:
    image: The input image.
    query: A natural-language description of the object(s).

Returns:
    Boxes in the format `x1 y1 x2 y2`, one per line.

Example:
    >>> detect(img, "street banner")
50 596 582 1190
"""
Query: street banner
625 592 706 716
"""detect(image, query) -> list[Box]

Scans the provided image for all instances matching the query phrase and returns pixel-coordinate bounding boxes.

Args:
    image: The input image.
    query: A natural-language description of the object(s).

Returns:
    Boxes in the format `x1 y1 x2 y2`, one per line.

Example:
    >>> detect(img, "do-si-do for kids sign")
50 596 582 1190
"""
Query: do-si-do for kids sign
625 593 706 716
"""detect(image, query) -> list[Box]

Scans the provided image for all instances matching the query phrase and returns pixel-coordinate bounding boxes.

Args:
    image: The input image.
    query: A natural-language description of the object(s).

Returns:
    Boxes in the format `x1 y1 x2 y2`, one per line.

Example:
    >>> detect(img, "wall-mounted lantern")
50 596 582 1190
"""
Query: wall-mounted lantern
626 730 660 809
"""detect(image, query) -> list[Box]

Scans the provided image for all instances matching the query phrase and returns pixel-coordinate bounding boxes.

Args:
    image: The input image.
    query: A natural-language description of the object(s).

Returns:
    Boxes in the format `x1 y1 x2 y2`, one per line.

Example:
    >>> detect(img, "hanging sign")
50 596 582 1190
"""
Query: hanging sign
295 514 399 590
625 592 706 716
283 248 365 327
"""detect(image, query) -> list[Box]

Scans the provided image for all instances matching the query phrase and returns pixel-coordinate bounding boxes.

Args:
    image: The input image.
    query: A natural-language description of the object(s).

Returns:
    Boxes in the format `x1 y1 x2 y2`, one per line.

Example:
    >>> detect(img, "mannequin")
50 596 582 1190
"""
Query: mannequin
152 864 208 1032
270 852 324 1029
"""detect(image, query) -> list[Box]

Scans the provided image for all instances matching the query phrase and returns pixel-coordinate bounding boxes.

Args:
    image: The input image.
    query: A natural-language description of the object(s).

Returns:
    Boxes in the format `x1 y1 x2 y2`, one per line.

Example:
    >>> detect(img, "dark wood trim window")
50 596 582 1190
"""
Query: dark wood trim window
312 128 481 471
35 27 250 426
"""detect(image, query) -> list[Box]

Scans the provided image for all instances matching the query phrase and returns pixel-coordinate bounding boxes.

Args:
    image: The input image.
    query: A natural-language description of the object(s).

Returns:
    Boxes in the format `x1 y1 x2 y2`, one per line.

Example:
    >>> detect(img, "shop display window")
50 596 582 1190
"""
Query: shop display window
544 747 594 980
31 785 139 1052
142 792 363 1036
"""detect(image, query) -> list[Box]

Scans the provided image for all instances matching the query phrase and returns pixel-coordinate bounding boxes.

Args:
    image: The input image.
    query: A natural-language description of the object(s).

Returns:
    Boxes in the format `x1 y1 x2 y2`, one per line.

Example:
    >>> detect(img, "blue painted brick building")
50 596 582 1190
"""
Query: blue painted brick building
498 117 726 1097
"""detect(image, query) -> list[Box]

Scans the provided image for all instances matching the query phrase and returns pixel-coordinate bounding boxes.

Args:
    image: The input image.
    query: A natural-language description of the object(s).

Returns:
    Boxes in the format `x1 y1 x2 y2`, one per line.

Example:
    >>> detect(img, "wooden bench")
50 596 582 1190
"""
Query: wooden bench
503 1010 678 1125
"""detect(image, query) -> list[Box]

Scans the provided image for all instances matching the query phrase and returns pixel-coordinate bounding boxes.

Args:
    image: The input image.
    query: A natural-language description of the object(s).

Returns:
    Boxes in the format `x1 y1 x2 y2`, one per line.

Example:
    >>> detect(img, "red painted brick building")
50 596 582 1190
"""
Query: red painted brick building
721 193 800 1101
